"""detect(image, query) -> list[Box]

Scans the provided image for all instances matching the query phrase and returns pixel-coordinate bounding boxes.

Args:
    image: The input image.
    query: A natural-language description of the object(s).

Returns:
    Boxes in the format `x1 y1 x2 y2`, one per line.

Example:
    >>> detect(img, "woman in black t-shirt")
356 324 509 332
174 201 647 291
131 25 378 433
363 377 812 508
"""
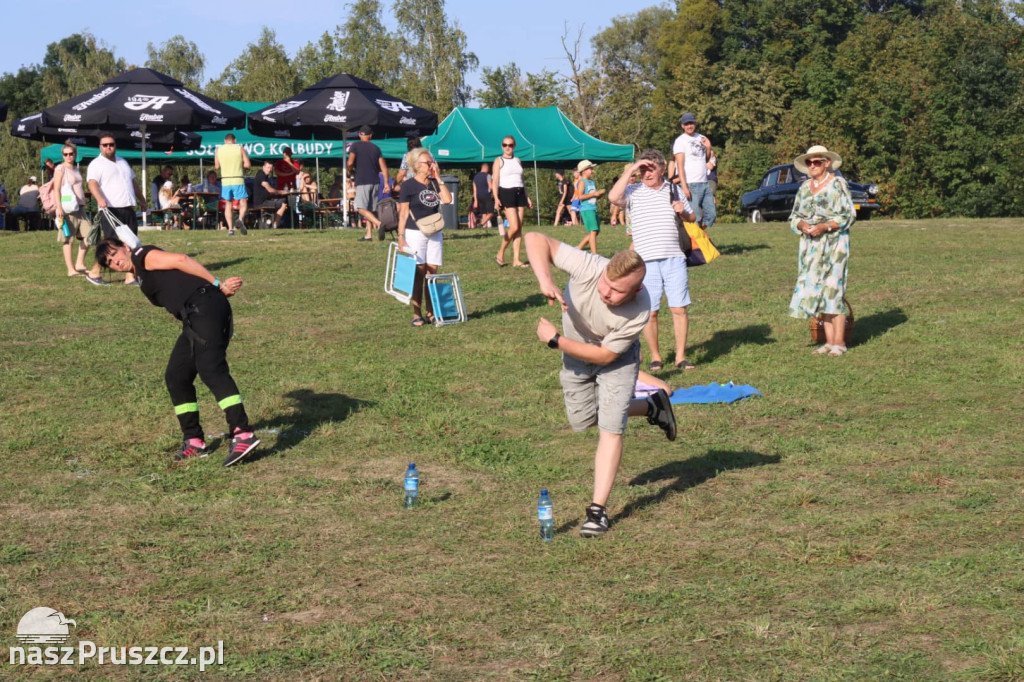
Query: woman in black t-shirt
95 238 260 467
397 148 453 327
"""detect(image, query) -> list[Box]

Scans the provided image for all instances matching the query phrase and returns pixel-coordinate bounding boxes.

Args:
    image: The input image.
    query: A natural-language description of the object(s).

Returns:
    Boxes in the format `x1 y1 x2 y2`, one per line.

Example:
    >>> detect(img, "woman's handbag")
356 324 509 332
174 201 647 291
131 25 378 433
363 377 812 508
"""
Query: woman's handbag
669 185 719 266
810 297 854 345
416 212 445 236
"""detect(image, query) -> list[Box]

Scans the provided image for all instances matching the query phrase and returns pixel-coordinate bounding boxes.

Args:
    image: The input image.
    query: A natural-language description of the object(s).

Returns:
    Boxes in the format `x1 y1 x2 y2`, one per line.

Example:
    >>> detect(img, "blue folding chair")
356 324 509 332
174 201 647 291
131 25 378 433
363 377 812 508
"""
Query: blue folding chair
426 273 467 326
384 242 417 305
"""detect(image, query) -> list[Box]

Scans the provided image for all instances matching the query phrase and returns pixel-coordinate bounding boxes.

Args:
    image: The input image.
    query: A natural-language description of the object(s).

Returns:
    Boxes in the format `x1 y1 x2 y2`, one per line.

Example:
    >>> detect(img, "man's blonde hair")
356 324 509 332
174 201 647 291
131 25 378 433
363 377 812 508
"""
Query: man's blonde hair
606 249 645 281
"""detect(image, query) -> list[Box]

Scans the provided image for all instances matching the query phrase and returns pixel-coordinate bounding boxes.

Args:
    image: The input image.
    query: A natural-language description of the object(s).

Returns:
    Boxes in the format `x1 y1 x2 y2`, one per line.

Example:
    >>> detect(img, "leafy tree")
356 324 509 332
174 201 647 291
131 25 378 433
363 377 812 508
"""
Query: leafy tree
478 63 526 108
206 28 299 102
393 0 478 117
145 35 206 89
39 33 126 105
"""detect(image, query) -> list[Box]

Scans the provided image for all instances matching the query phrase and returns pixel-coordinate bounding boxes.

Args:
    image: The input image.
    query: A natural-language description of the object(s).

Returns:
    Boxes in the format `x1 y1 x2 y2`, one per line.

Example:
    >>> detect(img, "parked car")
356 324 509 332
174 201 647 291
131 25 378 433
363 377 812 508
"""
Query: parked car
739 164 880 223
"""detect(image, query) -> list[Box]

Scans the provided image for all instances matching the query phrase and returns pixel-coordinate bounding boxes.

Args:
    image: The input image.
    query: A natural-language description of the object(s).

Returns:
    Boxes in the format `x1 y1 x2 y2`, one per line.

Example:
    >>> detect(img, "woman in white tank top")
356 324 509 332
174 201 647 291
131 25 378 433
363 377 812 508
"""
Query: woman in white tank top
492 135 533 268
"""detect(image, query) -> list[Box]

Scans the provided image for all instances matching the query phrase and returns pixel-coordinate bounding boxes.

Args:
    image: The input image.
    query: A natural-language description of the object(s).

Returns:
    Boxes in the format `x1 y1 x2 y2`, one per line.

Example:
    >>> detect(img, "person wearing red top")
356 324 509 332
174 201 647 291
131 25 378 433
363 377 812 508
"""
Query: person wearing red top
274 146 301 191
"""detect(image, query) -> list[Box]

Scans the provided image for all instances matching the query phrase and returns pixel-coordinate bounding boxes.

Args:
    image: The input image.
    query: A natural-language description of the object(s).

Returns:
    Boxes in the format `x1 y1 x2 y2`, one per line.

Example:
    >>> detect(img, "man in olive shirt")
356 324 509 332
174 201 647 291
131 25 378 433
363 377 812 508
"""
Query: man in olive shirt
525 232 677 537
214 133 251 235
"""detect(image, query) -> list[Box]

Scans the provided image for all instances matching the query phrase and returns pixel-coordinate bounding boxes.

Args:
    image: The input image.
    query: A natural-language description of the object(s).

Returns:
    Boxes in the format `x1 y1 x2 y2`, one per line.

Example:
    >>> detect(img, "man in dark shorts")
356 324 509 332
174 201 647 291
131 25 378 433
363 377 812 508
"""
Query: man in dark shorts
472 162 494 228
253 160 290 229
95 238 260 467
347 125 388 242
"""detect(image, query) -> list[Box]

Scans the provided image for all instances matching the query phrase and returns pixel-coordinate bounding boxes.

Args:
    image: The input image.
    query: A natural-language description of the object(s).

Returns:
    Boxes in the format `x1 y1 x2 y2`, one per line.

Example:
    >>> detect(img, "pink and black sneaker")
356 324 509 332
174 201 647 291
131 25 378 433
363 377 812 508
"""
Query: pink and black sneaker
224 430 260 467
175 438 208 463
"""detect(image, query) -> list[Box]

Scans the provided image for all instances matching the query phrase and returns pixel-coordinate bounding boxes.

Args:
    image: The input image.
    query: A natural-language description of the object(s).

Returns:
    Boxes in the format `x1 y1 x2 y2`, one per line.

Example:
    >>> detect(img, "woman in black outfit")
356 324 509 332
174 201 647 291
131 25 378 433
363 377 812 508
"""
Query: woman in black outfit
95 238 259 466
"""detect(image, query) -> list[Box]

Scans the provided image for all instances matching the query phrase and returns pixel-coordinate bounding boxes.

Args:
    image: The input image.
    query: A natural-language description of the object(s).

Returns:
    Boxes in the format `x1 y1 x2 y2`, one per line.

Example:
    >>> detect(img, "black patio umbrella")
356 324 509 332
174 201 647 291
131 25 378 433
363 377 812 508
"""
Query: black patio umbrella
0 101 7 123
38 68 245 215
11 112 202 153
247 74 437 225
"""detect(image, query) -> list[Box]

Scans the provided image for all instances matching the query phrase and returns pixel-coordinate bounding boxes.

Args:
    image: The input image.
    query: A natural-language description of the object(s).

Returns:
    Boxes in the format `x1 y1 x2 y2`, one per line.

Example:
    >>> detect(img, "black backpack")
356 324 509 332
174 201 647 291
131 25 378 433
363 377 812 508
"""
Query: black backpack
376 197 399 240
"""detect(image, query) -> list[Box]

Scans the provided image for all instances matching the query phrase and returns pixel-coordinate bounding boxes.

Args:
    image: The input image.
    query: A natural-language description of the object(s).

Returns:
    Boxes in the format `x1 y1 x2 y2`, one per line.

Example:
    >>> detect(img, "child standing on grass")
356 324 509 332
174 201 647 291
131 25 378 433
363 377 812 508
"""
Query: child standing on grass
575 160 605 254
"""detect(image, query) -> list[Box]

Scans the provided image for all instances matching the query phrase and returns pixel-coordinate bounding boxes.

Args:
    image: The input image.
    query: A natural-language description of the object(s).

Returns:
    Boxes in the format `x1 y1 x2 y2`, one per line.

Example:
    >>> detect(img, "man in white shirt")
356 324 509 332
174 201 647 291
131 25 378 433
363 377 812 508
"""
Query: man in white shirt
609 149 698 371
672 112 717 229
525 232 677 537
87 133 146 285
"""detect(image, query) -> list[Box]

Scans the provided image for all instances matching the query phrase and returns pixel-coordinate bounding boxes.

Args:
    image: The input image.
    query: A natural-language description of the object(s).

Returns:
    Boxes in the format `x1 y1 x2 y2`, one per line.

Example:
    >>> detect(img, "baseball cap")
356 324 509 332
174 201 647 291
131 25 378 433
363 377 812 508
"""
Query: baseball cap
680 113 697 124
576 159 596 172
29 175 37 182
358 125 373 135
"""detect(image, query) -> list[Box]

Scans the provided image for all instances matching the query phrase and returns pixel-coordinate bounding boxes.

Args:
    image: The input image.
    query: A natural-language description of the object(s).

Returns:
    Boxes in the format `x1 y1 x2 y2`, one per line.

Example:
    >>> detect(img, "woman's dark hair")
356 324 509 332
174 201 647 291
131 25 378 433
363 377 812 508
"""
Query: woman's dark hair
95 238 125 267
407 136 422 151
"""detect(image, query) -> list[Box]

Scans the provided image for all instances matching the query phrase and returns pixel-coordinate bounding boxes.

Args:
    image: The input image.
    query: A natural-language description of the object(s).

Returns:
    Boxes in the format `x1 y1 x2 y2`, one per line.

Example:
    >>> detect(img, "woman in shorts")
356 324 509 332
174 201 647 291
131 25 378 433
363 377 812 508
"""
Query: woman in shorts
397 148 453 327
493 136 532 268
51 141 93 277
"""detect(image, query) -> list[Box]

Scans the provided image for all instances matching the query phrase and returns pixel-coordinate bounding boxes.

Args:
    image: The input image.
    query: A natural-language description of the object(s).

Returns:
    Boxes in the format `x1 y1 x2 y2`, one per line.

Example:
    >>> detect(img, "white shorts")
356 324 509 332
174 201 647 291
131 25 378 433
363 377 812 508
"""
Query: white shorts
404 229 443 266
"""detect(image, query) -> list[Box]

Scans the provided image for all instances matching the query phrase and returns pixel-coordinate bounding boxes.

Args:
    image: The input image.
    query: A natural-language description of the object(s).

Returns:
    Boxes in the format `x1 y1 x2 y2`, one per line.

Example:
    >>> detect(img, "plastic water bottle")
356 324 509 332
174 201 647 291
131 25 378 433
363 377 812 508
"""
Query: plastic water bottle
404 463 419 509
60 218 71 238
537 489 554 541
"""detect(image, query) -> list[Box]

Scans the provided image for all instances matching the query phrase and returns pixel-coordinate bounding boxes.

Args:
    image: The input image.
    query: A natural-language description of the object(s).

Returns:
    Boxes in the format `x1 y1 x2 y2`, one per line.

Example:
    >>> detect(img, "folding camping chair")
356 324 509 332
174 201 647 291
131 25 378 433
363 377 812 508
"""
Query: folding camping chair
426 273 467 326
384 241 417 305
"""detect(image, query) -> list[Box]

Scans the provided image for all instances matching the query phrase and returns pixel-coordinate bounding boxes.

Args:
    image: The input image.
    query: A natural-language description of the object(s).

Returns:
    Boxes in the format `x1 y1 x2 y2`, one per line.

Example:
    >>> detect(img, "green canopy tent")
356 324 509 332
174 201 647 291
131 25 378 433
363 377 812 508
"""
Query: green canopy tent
376 106 634 223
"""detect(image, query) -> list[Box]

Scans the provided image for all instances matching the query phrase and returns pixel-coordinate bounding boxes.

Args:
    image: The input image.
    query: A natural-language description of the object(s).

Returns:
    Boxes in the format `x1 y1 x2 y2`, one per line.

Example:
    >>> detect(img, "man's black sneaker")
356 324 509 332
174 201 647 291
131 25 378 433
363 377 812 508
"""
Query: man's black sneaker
175 438 208 463
224 431 260 467
235 217 247 236
647 389 677 441
579 503 609 537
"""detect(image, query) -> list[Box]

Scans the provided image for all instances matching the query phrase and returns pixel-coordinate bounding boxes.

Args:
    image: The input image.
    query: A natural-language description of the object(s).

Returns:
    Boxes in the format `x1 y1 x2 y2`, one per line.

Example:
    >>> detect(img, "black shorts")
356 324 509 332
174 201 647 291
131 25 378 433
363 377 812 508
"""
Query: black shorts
475 194 495 214
498 186 528 209
99 206 138 238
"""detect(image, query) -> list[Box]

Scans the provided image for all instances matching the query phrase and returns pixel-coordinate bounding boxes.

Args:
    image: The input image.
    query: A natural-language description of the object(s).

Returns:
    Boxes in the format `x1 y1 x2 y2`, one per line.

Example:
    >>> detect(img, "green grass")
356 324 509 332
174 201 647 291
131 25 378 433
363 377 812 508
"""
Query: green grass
1 217 1023 680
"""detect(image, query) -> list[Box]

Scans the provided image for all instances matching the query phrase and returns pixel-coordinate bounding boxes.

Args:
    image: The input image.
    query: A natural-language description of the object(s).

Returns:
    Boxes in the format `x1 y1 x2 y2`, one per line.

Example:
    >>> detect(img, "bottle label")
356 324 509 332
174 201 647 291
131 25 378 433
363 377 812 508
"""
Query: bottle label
538 506 553 521
404 477 418 492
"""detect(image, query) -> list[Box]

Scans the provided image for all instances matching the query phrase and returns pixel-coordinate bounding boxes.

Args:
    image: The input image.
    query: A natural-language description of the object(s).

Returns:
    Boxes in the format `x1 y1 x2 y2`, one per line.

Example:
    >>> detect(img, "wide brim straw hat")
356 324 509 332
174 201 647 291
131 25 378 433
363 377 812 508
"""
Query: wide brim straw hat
793 145 843 174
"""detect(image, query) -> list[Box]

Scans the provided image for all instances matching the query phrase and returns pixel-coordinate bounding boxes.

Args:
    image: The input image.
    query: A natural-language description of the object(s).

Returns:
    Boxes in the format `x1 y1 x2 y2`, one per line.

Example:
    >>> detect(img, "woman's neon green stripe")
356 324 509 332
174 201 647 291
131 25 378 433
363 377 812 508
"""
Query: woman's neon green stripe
218 395 243 409
174 402 199 415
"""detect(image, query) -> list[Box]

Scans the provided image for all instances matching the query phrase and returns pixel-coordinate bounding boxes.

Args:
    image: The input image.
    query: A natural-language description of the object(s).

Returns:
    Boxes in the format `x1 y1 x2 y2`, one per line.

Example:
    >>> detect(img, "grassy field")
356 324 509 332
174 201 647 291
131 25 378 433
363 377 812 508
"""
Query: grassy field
1 217 1023 680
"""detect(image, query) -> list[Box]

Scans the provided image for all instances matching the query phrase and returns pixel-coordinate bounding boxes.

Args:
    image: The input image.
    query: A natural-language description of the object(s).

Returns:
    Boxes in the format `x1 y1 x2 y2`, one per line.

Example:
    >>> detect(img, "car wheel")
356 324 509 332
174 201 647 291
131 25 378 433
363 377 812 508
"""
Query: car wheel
748 209 764 224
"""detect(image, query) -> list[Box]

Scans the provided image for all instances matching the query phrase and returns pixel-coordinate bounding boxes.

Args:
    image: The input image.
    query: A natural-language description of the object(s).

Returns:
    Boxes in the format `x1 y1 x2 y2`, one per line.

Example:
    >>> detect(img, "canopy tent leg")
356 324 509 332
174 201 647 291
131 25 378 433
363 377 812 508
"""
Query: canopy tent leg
341 129 349 229
533 160 541 226
140 123 148 228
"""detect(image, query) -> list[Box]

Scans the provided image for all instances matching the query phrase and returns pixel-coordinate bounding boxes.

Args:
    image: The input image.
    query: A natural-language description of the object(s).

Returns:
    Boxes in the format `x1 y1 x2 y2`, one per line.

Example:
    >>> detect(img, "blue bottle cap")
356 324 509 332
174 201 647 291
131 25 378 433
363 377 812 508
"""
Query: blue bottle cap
408 463 415 468
540 489 548 496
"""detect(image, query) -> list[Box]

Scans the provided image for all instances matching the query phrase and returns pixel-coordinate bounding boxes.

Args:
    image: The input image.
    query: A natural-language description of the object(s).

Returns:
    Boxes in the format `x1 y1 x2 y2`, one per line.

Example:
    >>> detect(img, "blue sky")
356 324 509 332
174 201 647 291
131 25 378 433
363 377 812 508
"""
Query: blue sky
3 0 659 98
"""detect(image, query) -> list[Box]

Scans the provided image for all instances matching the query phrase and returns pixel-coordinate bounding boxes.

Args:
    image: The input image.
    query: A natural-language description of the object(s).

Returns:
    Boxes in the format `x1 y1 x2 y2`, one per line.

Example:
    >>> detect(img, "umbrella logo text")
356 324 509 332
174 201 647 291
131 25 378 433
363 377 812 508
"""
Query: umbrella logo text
63 115 82 123
125 95 176 111
73 86 119 111
172 88 220 115
376 99 413 113
324 115 347 123
262 101 305 119
327 92 350 112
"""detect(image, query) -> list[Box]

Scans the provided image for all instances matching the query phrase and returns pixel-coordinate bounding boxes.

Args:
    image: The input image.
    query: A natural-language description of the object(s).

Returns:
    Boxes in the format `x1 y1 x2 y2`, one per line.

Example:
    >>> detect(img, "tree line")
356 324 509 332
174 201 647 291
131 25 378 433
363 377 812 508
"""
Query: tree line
2 0 1022 219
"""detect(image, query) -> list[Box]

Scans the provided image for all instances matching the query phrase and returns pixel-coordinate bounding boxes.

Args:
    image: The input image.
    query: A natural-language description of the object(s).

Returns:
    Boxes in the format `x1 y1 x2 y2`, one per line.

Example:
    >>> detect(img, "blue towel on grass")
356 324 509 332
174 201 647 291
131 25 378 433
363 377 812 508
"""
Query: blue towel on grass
669 382 761 404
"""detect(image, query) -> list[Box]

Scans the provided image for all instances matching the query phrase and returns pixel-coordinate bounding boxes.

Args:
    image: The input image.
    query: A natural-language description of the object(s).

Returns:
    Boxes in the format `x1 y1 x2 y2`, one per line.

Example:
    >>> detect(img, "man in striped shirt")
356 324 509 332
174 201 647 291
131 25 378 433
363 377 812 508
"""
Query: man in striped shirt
608 149 697 371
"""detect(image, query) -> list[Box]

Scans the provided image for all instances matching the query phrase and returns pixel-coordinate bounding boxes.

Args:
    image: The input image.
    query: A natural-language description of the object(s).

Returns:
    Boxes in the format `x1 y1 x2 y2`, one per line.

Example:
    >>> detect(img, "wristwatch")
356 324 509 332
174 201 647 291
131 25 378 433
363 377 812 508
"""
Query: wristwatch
547 333 561 349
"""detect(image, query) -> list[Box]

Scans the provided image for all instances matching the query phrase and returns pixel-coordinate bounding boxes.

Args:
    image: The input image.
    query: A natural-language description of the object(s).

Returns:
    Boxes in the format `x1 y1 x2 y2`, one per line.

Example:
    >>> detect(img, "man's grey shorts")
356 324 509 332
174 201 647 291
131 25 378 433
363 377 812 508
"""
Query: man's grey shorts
354 183 380 211
560 342 640 435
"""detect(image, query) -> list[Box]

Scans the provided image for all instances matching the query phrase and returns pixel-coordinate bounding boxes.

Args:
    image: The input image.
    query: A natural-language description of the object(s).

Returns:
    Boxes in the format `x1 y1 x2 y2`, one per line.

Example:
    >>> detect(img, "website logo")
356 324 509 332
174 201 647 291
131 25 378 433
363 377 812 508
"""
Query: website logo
16 608 76 645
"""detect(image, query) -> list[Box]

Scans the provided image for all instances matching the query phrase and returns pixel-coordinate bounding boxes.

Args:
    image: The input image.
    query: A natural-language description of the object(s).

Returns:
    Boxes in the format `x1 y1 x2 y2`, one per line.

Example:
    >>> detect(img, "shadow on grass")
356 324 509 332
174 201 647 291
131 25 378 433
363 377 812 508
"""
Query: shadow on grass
450 229 500 240
684 324 775 366
616 449 780 523
469 294 549 319
246 388 373 462
202 258 250 272
717 243 770 256
851 308 907 347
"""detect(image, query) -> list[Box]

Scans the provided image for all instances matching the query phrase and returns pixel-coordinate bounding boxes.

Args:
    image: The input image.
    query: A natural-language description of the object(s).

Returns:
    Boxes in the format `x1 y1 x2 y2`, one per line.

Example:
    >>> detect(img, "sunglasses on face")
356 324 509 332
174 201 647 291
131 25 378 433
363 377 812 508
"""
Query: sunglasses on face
807 159 828 167
100 142 116 148
502 143 515 148
62 152 75 157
